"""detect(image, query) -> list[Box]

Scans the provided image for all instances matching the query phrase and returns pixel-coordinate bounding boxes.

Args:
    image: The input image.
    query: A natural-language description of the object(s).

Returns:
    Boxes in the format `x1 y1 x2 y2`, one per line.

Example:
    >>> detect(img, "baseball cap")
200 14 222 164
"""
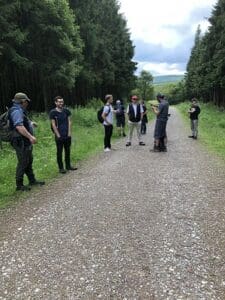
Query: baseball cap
14 92 31 103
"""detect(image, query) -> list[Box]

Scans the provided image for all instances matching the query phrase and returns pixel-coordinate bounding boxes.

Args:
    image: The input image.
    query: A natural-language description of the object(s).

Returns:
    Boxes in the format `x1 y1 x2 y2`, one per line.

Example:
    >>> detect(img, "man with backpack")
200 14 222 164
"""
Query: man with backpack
49 96 77 173
188 98 201 139
102 94 114 152
126 95 145 147
9 92 45 191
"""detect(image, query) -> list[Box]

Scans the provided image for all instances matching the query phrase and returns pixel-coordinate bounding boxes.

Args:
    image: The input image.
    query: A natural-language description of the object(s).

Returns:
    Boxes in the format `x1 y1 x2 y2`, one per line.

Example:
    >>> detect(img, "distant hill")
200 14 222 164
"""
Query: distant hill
153 75 184 84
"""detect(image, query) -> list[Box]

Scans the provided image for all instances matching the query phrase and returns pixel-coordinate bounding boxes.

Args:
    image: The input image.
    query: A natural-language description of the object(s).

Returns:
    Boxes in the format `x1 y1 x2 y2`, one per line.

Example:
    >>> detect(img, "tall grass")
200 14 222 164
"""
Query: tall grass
0 105 109 208
177 102 225 158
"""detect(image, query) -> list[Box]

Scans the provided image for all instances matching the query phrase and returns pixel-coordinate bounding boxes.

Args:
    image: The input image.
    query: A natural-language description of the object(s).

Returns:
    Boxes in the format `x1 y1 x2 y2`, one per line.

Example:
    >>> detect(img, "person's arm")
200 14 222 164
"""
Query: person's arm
51 119 60 138
188 106 195 113
152 105 159 116
140 105 144 120
15 125 37 144
68 117 71 137
126 105 130 119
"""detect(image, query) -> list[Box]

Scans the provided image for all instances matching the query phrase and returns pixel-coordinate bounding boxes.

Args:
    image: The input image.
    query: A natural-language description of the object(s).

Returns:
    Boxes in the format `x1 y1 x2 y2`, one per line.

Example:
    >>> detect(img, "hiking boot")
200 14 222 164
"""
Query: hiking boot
188 135 194 138
126 142 131 146
66 166 78 171
150 145 161 152
16 185 31 191
139 142 145 146
59 169 67 174
29 180 45 186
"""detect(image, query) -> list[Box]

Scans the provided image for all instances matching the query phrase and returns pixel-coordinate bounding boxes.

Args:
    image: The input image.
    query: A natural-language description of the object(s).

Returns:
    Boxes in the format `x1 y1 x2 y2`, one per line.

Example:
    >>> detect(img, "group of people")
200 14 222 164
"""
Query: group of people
8 91 199 192
9 93 76 191
101 93 169 152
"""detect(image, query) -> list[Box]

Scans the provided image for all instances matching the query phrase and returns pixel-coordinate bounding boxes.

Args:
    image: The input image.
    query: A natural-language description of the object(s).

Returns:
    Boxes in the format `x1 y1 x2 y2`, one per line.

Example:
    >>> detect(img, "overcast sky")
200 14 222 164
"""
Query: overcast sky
119 0 217 76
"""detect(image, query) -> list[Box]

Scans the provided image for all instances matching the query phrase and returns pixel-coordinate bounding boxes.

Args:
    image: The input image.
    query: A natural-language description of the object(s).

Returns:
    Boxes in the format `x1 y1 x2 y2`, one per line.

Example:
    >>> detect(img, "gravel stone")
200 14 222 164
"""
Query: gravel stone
0 108 225 299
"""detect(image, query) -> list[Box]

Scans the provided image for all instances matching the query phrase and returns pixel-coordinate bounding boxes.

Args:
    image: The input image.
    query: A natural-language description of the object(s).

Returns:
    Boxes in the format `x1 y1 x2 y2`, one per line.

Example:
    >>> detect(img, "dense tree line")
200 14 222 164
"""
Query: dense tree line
185 0 225 107
0 0 136 112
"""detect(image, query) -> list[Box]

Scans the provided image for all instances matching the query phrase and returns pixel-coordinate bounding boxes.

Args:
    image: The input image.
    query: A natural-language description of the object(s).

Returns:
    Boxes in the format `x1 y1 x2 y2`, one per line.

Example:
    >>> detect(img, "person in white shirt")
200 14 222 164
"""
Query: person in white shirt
126 95 145 146
102 94 114 152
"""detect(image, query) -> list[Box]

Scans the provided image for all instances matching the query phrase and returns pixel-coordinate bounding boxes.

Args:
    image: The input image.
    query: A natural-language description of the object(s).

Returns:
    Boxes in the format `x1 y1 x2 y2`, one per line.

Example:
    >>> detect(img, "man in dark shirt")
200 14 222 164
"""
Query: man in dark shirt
115 100 126 137
49 96 77 173
188 98 201 139
10 92 45 191
151 93 169 152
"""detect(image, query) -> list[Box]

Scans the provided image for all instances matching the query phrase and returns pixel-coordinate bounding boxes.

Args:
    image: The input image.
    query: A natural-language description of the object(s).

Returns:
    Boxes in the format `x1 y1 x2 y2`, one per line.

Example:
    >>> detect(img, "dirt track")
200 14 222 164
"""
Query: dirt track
1 107 225 299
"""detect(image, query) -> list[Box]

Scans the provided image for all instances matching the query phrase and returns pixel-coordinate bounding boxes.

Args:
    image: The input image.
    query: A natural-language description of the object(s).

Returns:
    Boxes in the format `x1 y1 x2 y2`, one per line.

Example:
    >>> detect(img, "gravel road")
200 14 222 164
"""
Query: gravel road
1 107 225 300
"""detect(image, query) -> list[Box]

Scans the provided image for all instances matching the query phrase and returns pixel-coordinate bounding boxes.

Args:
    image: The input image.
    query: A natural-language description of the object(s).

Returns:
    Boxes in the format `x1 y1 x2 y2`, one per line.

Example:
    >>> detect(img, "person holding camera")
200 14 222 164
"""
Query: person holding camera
188 98 201 139
151 93 169 152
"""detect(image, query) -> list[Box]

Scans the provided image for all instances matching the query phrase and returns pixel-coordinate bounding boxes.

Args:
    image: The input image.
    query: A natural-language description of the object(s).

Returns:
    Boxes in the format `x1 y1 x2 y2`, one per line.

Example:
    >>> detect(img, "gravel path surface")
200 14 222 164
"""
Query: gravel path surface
1 107 225 300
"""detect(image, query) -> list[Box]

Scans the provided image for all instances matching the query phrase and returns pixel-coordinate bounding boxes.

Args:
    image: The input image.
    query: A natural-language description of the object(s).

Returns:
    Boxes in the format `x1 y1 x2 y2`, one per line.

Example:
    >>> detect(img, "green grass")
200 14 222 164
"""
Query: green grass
0 105 115 208
0 103 155 209
177 102 225 159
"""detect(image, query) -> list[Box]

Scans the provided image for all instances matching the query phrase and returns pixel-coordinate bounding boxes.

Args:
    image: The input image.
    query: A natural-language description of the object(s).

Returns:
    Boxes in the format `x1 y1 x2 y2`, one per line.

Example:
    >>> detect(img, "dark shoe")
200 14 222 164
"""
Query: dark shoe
66 166 78 171
188 135 194 138
150 145 161 152
16 185 31 191
139 142 145 146
59 169 67 174
160 147 167 152
29 180 45 186
126 142 131 146
123 133 126 137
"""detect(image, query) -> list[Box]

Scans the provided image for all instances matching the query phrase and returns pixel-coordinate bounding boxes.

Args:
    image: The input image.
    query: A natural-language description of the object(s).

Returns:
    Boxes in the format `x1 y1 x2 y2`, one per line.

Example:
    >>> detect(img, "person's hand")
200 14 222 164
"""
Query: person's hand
31 121 38 128
29 136 37 144
56 135 62 141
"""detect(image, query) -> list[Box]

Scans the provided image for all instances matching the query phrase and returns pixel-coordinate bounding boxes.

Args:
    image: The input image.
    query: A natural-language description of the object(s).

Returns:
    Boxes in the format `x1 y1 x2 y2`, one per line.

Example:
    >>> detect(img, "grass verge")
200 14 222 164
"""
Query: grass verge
177 102 225 159
0 106 117 209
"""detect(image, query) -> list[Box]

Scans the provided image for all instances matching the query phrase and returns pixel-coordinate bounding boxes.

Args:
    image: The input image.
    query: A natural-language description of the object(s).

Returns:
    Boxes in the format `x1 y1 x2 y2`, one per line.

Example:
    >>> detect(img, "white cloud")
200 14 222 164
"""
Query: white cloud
119 0 216 47
119 0 217 75
138 62 185 76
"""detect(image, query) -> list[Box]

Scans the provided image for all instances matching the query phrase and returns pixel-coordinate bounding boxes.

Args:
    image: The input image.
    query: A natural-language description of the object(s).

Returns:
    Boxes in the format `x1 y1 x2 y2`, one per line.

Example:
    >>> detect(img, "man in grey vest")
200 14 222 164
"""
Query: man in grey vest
126 95 145 146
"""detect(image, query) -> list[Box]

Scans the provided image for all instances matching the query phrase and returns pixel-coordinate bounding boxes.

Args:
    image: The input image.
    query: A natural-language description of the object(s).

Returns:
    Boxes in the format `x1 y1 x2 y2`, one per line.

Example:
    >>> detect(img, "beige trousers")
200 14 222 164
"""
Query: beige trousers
127 122 142 143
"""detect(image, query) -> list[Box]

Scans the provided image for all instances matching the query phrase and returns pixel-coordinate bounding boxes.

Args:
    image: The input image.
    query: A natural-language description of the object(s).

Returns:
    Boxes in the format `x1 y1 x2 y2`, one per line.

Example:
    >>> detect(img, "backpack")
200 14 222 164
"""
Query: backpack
0 109 13 142
97 106 111 123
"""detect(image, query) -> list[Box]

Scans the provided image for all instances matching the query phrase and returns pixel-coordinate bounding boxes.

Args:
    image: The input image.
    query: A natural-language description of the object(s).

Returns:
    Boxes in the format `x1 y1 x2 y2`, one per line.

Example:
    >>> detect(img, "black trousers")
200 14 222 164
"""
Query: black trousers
55 136 71 169
104 125 113 149
11 138 35 187
141 121 147 134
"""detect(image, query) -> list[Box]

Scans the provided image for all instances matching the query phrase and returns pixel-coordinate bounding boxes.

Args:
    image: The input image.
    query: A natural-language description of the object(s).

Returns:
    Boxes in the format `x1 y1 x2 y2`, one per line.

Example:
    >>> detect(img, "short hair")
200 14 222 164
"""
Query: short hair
105 94 112 101
54 96 63 102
